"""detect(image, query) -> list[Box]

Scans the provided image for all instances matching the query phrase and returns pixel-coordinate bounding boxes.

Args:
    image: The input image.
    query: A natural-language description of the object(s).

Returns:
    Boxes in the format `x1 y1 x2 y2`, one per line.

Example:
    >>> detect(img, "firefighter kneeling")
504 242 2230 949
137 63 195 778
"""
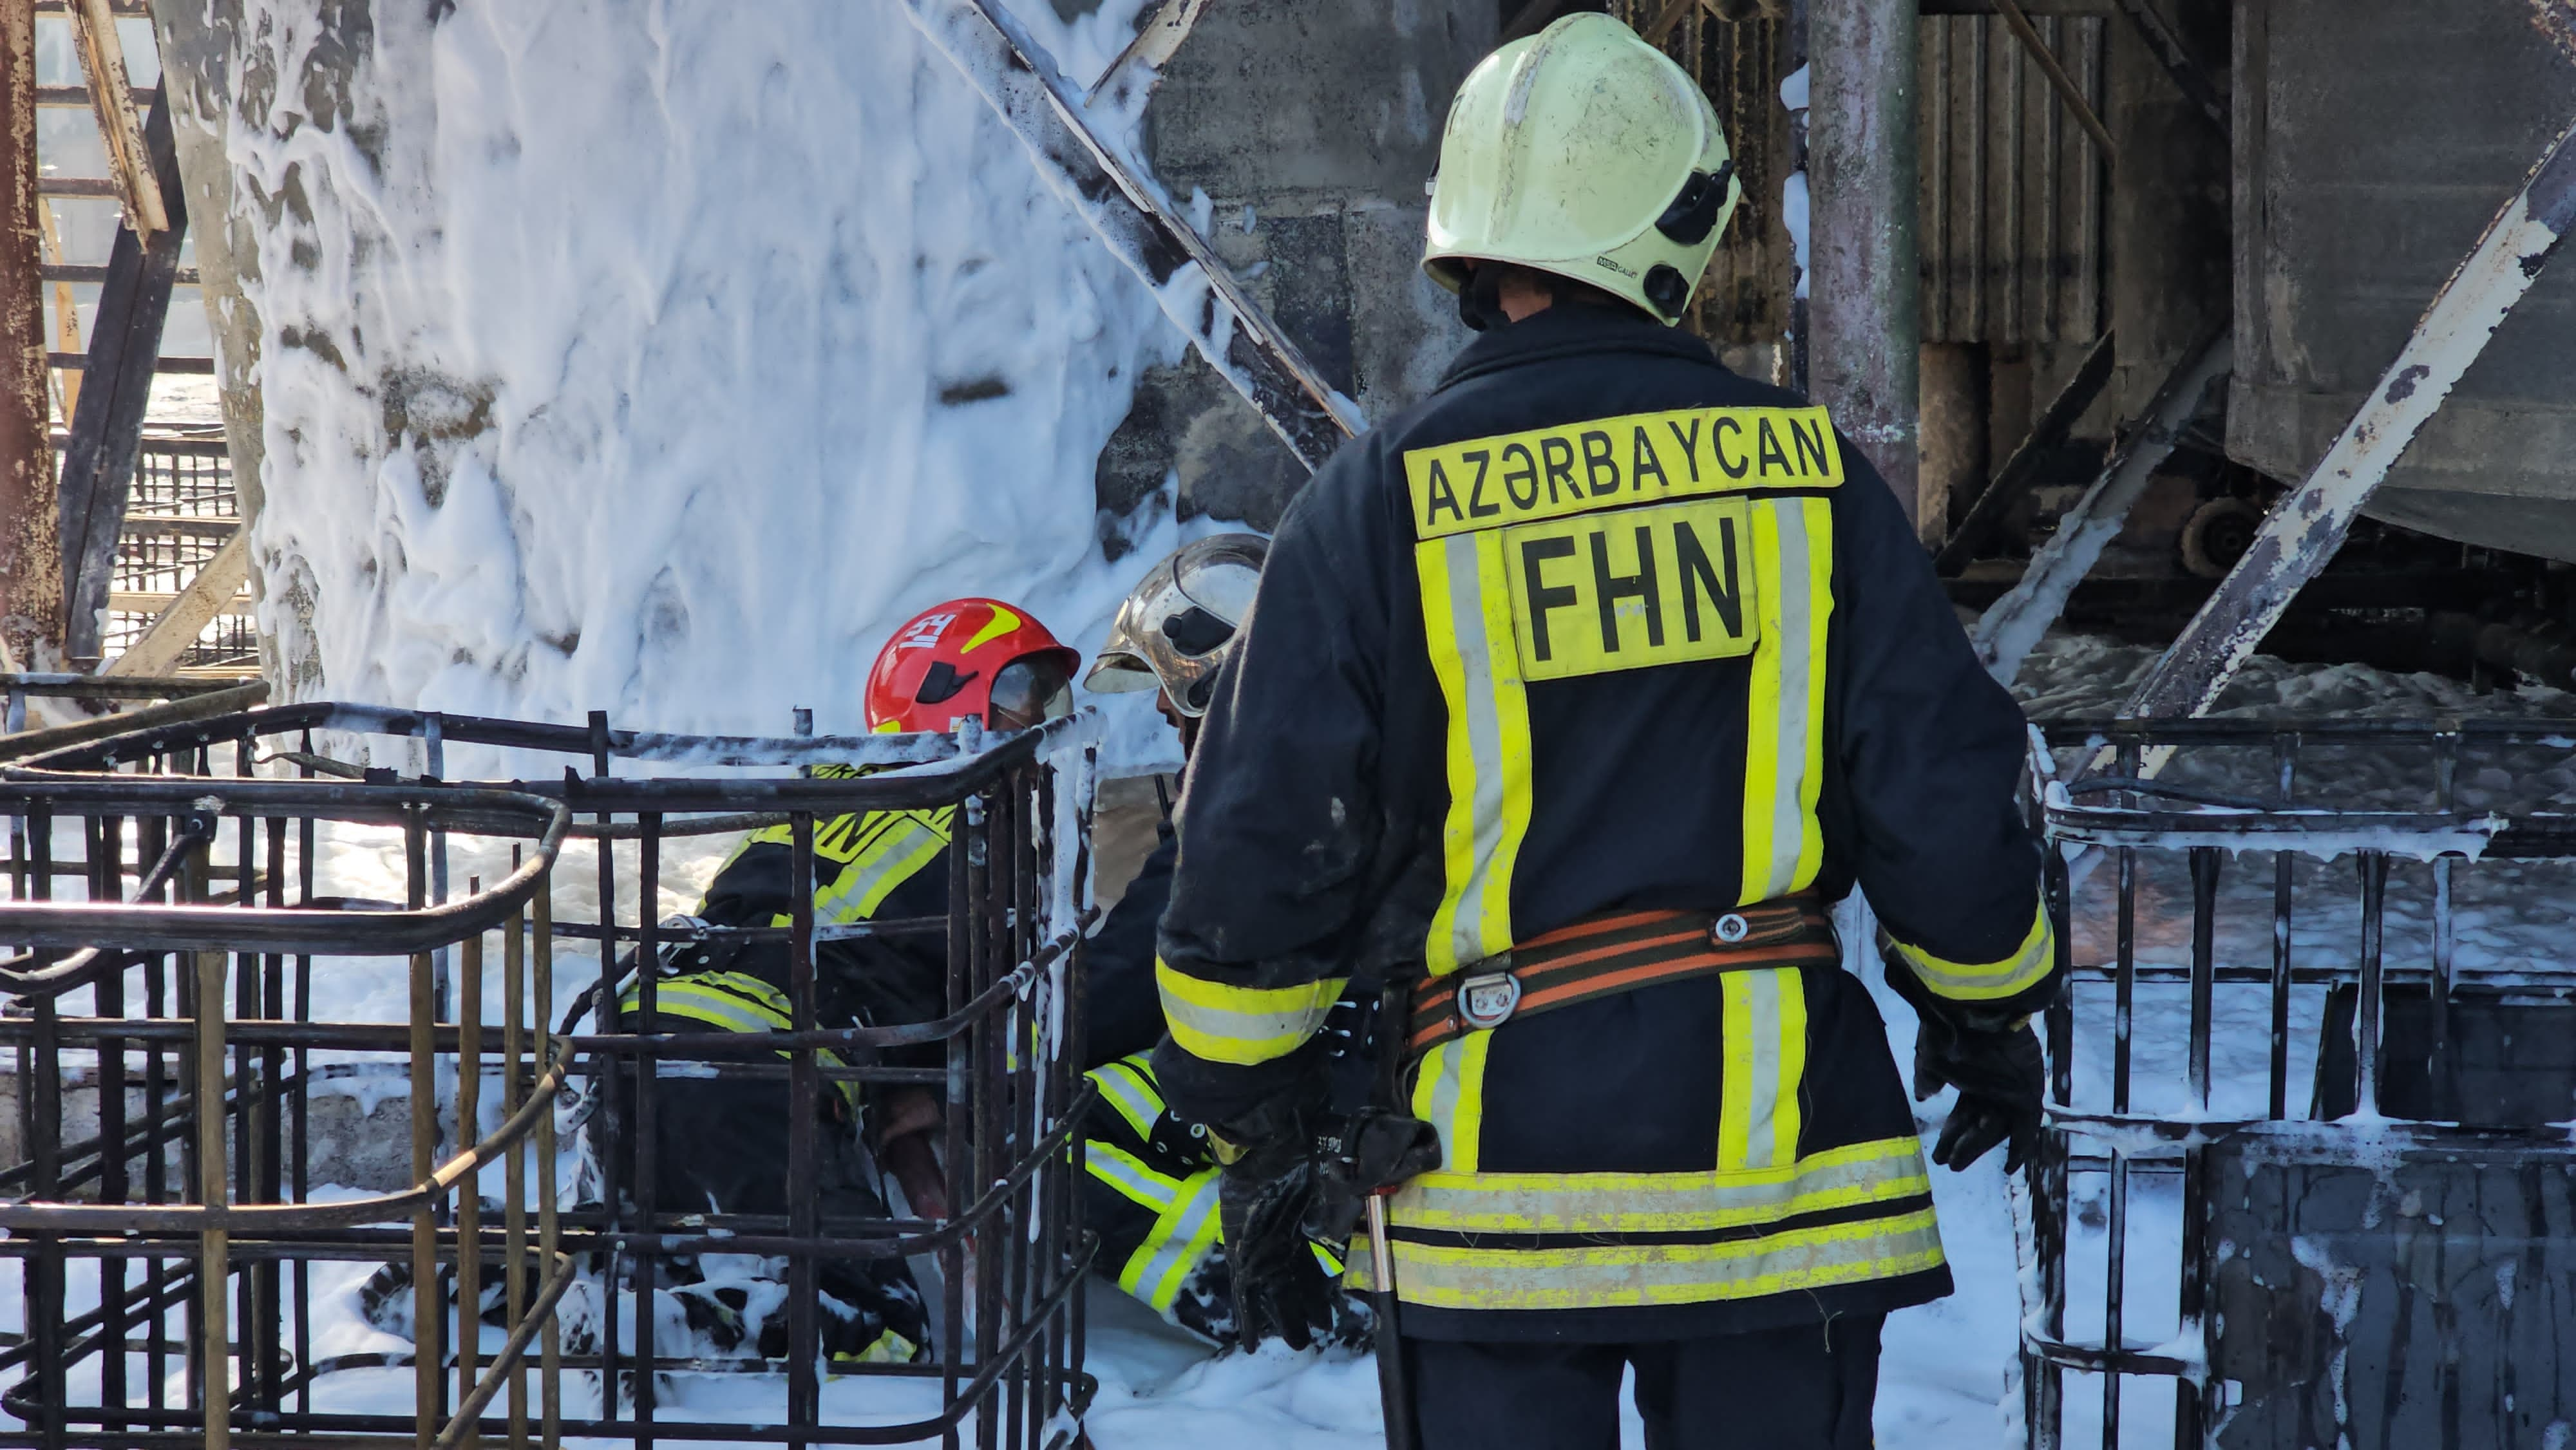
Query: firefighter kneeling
1149 14 2061 1449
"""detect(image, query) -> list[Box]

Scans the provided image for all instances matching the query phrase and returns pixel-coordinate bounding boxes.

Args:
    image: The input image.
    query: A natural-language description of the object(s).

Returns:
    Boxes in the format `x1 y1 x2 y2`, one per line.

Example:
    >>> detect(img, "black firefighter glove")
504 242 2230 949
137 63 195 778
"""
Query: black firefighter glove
1211 1087 1340 1352
1911 1010 2044 1172
1886 950 2046 1173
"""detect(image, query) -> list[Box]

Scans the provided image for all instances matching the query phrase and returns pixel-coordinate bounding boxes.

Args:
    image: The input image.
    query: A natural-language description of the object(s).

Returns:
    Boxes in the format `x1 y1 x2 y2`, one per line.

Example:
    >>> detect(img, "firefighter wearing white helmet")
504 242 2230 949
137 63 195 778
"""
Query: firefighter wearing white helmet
1152 12 2056 1449
1425 10 1742 326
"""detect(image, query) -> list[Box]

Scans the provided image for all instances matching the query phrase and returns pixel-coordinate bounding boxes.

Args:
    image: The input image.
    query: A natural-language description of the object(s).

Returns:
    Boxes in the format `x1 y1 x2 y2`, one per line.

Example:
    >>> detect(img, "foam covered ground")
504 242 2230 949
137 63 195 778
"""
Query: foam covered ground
216 0 1211 770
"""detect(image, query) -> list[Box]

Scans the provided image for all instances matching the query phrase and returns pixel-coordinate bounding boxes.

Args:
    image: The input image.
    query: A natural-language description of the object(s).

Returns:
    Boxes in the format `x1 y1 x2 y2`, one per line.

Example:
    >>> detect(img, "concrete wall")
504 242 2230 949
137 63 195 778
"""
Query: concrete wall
1094 0 1495 540
2230 0 2576 561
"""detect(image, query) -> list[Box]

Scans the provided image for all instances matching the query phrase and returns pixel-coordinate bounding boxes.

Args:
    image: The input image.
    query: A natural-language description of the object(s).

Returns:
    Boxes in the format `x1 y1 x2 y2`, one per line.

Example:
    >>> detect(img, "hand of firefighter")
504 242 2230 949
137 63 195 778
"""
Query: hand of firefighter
1909 1012 2044 1174
1213 1129 1338 1351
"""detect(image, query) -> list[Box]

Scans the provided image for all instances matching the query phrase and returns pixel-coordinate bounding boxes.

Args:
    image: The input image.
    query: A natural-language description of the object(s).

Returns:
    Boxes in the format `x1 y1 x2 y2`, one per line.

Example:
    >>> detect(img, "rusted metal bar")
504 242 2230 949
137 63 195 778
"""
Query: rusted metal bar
533 869 560 1450
62 0 167 238
1991 0 2116 163
408 814 440 1450
500 867 528 1450
191 846 232 1450
0 0 61 671
455 903 483 1450
1935 330 2115 574
50 349 214 372
1809 0 1922 523
2123 118 2576 720
902 0 1357 473
2109 0 2226 132
0 679 263 754
1971 325 2231 683
55 80 187 663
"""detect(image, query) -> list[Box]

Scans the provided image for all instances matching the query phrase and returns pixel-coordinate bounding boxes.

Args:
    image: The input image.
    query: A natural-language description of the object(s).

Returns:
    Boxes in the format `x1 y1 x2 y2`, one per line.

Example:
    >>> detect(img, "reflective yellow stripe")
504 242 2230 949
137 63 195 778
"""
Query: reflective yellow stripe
1085 1140 1181 1216
1409 1031 1491 1176
1739 496 1832 903
1418 529 1535 976
1895 898 2055 1001
814 810 952 925
1120 1167 1224 1313
620 972 858 1113
621 973 793 1033
1719 967 1806 1172
1388 1136 1928 1235
1155 959 1347 1066
1086 1053 1166 1143
1382 1205 1945 1312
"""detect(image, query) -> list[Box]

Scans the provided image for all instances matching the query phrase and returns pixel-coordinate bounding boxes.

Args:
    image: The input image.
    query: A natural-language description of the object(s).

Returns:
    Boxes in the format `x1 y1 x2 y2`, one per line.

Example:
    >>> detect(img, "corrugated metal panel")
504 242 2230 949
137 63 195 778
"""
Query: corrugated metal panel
1919 14 2107 343
1607 0 1796 347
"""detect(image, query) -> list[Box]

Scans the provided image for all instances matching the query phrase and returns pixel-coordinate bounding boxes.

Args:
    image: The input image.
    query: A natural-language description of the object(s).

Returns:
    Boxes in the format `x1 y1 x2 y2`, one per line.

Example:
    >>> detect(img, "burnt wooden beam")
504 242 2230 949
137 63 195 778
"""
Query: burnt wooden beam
55 79 184 664
2124 118 2576 719
1935 330 2115 574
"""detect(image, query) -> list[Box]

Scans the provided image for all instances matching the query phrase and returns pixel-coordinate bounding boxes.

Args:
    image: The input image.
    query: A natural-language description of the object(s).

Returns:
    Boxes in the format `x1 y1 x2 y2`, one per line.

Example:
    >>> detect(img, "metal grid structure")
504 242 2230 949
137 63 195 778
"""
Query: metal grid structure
101 437 251 670
0 702 1100 1449
2017 718 2576 1450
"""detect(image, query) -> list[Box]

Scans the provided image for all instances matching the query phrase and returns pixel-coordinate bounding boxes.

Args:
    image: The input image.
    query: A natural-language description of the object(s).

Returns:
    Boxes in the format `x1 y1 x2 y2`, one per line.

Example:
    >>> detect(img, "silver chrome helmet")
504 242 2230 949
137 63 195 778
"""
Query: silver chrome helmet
1084 533 1269 717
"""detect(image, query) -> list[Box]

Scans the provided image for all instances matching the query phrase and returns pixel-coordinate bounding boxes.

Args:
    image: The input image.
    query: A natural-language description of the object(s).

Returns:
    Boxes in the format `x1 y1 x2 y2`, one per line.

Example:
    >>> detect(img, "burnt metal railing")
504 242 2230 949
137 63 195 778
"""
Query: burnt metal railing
2016 717 2576 1450
0 702 1101 1449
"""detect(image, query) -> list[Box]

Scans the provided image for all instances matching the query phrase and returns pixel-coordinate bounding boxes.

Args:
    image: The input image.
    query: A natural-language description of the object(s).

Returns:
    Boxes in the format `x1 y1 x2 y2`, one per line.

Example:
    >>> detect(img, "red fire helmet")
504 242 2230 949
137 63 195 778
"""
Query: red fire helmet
863 598 1082 735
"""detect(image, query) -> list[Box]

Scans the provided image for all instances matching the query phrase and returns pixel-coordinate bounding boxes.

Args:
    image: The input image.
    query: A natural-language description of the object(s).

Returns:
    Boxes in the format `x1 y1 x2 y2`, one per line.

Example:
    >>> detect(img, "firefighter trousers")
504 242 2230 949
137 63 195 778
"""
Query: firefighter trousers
1399 1312 1882 1450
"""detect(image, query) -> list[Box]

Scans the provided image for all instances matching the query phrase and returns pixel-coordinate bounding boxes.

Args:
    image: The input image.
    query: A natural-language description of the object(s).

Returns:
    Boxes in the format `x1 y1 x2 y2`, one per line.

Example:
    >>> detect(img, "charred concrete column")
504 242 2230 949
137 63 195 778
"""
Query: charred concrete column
0 0 59 669
1808 0 1920 525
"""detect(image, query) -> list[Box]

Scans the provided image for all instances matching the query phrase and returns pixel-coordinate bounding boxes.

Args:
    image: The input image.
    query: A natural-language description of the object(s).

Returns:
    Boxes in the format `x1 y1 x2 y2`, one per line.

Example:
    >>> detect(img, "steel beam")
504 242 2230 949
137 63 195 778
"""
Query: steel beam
1809 0 1922 523
2123 119 2576 719
0 0 59 672
903 0 1357 473
1971 325 2231 684
55 82 185 664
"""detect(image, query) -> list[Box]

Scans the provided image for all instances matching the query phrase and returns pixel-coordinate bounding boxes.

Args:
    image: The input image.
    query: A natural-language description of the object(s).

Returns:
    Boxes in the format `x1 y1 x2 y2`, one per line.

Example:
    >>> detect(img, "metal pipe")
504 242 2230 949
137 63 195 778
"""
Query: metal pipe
1808 0 1920 523
454 903 483 1450
2125 116 2576 720
0 0 61 670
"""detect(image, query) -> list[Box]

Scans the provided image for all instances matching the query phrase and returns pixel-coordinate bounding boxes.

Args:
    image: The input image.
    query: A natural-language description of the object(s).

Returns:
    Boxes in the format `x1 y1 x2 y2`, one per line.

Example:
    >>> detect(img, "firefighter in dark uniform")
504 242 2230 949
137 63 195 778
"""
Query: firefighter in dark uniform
594 597 1085 1366
1149 15 2060 1448
1076 535 1360 1347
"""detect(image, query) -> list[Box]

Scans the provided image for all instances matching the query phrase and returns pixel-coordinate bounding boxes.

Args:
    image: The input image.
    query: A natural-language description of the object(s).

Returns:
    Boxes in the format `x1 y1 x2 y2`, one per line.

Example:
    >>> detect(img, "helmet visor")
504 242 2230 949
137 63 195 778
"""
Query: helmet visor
988 654 1075 732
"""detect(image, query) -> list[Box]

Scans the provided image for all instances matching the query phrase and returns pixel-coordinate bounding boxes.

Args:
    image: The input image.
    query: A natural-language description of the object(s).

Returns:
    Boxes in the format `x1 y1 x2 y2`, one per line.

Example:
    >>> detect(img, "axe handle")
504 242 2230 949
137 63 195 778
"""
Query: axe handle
1368 1192 1417 1450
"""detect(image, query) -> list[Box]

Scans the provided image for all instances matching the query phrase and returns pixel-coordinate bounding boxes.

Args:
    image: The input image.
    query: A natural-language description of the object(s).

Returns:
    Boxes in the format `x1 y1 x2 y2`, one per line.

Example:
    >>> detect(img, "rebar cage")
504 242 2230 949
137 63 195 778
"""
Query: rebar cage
0 702 1101 1449
2017 717 2576 1450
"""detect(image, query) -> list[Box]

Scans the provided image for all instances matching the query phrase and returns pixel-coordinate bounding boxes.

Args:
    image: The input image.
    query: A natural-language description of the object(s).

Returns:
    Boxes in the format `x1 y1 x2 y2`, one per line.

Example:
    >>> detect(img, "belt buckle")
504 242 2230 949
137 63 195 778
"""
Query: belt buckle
1455 965 1522 1033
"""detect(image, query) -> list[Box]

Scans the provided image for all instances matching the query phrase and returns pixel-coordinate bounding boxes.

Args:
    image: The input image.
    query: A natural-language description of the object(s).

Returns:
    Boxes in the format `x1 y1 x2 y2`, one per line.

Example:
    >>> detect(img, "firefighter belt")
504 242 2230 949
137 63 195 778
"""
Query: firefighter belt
1407 898 1838 1060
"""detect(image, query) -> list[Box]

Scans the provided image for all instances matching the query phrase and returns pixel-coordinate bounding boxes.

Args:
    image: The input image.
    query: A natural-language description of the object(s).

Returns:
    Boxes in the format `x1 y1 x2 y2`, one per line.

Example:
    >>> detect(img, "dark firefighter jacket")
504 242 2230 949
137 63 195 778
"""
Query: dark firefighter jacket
625 764 1169 1073
1153 303 2058 1343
